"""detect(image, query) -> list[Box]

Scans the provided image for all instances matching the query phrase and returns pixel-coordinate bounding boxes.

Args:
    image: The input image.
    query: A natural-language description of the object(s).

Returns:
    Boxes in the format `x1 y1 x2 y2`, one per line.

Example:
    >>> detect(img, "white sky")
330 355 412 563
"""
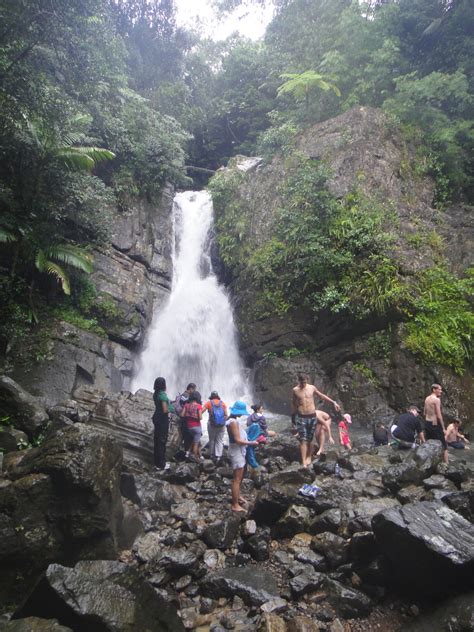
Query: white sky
175 0 274 40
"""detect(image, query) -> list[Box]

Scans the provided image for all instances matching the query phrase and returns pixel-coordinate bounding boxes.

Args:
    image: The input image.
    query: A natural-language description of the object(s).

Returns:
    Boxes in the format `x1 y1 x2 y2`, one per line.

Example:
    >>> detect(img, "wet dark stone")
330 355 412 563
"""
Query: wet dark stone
309 508 342 535
382 462 424 493
406 441 444 477
294 548 327 572
242 533 270 561
273 505 311 539
154 547 201 577
324 578 372 619
202 515 241 550
442 491 474 523
372 500 474 597
164 462 200 484
13 560 184 631
402 590 474 632
311 532 349 569
200 567 279 606
347 498 400 534
442 462 470 487
0 618 73 631
349 531 378 567
289 568 323 598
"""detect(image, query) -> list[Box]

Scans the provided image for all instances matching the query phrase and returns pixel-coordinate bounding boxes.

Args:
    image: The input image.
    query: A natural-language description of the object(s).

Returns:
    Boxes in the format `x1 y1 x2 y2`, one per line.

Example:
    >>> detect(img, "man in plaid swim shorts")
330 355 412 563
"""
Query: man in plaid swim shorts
291 373 340 467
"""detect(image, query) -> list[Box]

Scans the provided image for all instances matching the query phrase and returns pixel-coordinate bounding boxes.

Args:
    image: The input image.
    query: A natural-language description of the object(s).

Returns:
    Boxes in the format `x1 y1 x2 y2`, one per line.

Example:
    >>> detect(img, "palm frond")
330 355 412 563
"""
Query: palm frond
56 146 116 171
44 244 94 273
0 227 16 243
42 260 71 295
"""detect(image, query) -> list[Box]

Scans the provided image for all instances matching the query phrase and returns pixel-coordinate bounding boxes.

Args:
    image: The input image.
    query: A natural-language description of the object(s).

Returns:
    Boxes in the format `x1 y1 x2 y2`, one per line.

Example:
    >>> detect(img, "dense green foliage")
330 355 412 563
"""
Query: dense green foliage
0 0 472 376
0 0 190 355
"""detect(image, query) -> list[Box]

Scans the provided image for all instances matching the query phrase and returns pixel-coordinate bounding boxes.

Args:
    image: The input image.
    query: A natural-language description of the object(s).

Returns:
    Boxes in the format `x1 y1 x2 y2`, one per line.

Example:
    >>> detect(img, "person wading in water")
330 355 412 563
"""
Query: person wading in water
291 373 340 467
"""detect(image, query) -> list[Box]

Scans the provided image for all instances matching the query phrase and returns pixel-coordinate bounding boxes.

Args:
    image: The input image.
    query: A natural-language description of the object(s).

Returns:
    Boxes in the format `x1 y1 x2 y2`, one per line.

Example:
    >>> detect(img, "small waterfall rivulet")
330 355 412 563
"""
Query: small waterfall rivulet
131 190 250 405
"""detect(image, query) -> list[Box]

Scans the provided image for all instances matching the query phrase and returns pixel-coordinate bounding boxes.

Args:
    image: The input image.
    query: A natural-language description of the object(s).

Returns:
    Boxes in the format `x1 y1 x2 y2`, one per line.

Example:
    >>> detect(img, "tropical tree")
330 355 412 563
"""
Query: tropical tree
277 71 341 111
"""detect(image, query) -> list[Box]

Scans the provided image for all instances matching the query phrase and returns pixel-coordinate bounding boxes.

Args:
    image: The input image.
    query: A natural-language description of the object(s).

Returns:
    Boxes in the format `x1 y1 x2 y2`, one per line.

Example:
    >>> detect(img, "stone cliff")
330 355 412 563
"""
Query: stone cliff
9 187 175 406
210 107 474 427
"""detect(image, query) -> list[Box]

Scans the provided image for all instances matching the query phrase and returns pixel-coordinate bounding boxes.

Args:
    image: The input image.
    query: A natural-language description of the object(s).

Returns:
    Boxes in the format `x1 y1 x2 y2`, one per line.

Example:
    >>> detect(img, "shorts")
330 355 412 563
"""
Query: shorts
188 426 202 443
296 416 317 443
424 422 447 449
228 444 246 470
448 441 465 450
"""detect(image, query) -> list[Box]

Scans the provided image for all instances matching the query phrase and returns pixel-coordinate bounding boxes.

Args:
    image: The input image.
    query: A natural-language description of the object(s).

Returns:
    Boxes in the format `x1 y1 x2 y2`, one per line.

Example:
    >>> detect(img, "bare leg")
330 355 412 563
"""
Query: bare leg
300 441 312 467
231 468 246 511
443 449 448 463
316 427 326 456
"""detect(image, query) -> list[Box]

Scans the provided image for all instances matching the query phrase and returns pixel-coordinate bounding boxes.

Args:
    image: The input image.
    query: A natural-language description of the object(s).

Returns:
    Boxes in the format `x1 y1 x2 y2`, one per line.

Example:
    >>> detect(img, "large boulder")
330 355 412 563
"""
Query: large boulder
0 423 124 592
372 501 474 597
13 560 184 631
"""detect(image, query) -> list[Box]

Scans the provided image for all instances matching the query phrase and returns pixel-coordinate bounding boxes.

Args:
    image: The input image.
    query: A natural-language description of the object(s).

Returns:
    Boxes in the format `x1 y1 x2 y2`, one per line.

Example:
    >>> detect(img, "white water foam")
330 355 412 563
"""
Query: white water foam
131 190 251 408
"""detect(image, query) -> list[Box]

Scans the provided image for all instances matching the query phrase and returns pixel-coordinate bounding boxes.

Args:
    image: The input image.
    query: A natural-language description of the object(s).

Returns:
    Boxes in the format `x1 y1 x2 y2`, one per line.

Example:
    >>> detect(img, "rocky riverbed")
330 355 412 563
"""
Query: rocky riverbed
0 380 473 631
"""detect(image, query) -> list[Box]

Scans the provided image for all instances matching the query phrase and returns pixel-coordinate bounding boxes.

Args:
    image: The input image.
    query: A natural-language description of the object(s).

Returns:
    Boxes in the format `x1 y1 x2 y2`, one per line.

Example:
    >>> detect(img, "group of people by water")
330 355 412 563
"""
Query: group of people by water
152 374 469 511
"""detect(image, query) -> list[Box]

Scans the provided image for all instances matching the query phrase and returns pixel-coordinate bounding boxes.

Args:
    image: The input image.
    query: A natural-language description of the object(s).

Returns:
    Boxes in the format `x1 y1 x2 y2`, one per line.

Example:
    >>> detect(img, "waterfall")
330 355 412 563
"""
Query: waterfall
131 190 250 406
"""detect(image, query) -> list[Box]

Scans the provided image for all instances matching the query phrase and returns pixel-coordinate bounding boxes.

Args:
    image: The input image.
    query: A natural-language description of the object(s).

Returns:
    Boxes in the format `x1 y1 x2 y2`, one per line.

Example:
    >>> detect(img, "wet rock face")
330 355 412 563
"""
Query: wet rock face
13 560 184 631
372 501 474 597
7 188 175 405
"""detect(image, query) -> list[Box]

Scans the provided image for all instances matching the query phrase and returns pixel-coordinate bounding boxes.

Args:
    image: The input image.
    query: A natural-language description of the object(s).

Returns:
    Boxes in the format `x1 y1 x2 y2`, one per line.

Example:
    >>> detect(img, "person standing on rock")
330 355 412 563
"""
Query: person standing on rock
181 391 203 461
202 391 228 464
424 384 448 463
174 382 196 458
152 376 173 471
291 373 340 467
227 400 258 512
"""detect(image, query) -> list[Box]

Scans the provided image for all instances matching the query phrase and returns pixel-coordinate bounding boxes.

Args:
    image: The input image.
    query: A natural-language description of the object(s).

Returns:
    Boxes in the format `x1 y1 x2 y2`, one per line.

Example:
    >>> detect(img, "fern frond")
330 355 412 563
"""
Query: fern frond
0 227 16 243
44 244 94 273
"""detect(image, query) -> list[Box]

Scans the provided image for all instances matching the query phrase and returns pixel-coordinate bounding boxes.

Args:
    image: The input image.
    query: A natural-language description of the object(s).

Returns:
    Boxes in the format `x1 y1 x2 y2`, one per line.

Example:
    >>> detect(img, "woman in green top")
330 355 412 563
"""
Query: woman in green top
153 376 172 470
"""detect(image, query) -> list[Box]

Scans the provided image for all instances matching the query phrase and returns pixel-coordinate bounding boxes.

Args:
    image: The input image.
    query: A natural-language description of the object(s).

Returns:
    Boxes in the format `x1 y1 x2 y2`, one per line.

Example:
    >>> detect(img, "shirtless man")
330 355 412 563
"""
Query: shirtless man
291 373 340 467
445 419 470 450
424 383 448 463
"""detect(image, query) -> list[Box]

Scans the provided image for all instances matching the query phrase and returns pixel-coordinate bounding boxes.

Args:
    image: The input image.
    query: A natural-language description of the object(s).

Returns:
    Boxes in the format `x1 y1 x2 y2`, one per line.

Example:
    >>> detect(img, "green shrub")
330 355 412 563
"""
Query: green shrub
402 266 473 373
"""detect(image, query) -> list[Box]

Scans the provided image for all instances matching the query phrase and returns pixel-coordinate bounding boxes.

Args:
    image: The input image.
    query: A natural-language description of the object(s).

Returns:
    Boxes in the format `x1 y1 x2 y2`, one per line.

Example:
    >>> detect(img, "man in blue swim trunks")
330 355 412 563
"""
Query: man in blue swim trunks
291 373 340 467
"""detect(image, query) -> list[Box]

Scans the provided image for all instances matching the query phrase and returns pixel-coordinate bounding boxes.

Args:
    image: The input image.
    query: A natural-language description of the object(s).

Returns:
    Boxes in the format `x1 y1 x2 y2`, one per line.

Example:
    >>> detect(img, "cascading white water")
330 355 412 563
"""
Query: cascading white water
131 190 250 405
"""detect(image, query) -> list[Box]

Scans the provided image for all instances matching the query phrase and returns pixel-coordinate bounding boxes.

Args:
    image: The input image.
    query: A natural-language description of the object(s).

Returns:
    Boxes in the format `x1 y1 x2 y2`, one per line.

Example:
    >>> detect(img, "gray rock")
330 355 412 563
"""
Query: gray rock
47 400 89 424
154 547 201 577
349 532 378 567
273 505 311 538
347 498 400 534
166 461 200 484
382 461 424 492
402 589 474 631
0 618 73 631
407 441 444 476
200 567 279 606
260 598 288 614
396 485 426 505
442 491 474 522
202 515 241 550
13 560 184 631
289 568 323 598
133 531 162 563
324 578 372 619
372 500 474 596
309 508 342 535
293 548 327 572
423 474 457 491
311 532 349 569
242 533 271 561
0 376 49 438
0 427 28 453
0 424 123 580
